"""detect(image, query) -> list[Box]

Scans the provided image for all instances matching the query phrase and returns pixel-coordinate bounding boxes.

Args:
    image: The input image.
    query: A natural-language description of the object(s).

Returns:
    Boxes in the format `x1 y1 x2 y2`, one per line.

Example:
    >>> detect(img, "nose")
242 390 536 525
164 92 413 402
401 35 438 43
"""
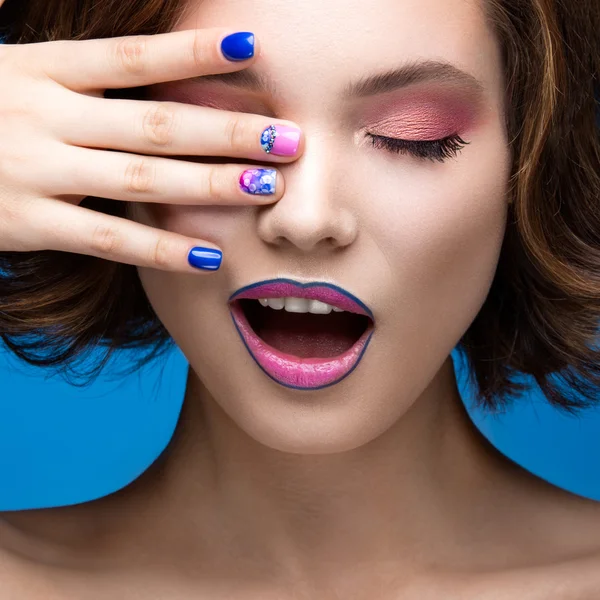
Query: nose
256 136 358 253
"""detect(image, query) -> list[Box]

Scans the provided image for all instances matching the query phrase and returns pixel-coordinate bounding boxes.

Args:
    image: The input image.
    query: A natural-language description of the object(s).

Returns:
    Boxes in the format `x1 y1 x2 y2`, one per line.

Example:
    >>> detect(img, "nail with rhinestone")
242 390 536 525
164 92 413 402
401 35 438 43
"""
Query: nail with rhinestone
260 125 301 156
239 168 277 195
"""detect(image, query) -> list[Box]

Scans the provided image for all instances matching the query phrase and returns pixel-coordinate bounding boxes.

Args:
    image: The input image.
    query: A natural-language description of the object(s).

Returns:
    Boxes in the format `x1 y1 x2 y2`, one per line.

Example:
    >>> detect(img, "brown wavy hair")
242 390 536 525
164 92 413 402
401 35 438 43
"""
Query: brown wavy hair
0 0 599 411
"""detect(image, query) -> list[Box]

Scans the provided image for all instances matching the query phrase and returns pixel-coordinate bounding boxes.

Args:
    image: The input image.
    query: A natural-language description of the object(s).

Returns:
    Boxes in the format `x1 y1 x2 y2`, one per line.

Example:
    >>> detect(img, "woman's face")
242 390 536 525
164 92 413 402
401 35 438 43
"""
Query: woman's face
133 0 511 453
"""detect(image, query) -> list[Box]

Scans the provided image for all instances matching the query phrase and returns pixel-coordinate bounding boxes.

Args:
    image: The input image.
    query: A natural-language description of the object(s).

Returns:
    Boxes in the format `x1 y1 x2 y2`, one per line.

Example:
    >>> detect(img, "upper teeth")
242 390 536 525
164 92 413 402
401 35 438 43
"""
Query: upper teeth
258 297 344 314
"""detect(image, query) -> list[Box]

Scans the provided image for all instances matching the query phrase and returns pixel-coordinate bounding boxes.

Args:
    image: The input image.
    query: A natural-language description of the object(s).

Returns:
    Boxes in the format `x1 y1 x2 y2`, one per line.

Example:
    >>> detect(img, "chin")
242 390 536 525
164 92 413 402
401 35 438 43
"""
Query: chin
188 329 431 456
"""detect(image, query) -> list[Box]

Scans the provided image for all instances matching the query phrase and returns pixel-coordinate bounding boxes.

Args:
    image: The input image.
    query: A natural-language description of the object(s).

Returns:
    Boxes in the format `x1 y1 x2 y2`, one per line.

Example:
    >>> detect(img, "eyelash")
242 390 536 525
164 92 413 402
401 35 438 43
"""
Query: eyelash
366 133 470 163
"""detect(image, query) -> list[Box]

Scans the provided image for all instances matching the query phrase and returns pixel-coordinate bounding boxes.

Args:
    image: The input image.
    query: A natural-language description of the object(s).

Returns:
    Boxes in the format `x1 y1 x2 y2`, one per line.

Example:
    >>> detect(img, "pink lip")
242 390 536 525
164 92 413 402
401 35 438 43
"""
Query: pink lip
228 281 375 390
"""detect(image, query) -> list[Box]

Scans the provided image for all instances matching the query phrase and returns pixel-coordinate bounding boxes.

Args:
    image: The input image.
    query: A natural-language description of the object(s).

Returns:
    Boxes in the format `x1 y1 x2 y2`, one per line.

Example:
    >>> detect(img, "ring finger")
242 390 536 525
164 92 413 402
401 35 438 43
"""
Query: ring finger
36 145 285 205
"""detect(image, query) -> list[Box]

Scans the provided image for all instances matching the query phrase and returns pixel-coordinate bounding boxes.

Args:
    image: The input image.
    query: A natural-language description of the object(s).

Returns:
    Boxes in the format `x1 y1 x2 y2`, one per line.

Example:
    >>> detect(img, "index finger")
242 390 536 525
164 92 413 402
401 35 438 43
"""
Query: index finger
32 28 259 92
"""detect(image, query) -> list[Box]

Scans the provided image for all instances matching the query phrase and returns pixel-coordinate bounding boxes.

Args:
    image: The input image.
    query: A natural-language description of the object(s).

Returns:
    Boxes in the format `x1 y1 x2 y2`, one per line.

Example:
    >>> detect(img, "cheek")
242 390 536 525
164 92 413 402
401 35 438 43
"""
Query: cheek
355 133 510 337
129 202 259 343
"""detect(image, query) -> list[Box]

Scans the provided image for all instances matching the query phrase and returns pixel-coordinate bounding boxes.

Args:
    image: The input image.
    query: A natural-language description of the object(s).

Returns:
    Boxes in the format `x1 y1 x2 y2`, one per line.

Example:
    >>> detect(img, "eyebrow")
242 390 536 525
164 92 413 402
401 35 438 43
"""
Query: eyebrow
183 59 486 99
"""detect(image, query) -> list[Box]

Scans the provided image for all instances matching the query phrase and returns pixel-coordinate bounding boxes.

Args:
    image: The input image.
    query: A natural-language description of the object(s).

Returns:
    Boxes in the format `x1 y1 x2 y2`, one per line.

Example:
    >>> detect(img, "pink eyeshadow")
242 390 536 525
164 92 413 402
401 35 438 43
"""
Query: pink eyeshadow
361 87 483 140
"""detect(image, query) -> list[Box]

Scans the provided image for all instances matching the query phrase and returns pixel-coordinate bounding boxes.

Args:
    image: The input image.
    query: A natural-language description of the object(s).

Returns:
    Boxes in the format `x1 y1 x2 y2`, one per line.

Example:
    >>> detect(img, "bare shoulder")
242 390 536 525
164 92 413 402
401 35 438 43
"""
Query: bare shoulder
0 545 55 599
522 475 600 555
441 457 600 599
0 521 79 599
457 551 600 600
478 473 600 599
429 490 600 600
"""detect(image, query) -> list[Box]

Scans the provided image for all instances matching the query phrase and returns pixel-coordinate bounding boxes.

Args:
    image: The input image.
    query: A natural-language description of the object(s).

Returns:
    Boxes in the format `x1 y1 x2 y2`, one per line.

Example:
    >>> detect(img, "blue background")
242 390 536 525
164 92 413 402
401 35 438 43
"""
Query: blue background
1 344 600 509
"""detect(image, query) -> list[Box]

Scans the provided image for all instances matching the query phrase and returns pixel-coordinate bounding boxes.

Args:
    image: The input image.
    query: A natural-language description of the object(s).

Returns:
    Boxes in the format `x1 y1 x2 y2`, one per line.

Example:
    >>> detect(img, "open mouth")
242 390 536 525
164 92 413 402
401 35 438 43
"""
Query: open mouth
236 298 371 358
228 280 375 390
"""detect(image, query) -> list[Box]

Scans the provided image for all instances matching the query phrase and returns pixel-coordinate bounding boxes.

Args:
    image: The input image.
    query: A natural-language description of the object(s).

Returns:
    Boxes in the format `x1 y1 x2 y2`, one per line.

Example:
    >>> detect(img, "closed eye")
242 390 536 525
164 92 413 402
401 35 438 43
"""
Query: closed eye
366 133 469 163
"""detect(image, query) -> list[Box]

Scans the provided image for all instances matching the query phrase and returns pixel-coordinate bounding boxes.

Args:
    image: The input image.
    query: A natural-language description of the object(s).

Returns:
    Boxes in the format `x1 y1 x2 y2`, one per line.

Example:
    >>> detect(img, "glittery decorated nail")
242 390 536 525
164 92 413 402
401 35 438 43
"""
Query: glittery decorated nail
239 168 277 195
260 125 301 156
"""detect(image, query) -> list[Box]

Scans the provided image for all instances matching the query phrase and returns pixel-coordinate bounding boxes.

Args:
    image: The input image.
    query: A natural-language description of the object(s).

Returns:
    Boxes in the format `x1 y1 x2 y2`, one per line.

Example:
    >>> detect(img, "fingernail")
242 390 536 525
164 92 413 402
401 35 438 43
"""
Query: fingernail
239 168 277 195
260 125 301 156
188 247 222 271
221 32 255 61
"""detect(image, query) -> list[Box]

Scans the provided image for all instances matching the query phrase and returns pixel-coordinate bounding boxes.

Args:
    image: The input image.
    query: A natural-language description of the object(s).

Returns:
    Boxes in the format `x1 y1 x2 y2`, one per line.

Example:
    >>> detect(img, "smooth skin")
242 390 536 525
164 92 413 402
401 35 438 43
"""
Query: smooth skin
0 26 304 272
1 0 600 598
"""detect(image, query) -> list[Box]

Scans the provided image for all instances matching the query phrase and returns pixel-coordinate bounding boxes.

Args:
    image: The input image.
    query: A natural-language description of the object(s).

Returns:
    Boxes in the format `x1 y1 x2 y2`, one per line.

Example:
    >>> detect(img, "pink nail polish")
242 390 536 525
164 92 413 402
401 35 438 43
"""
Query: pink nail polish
260 125 301 156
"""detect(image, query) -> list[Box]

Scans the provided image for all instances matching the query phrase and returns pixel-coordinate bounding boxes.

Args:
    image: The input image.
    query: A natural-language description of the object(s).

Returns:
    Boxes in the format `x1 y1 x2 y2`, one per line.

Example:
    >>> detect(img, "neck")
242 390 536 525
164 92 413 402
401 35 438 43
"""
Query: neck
142 357 508 576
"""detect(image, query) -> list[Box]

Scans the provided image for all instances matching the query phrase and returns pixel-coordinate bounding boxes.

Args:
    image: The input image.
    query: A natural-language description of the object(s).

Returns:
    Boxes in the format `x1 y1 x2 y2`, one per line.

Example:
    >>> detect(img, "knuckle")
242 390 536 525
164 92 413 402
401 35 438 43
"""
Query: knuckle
0 149 20 182
124 158 156 194
0 149 38 195
0 194 25 231
0 45 27 78
205 166 225 201
90 223 122 255
140 102 178 147
0 43 47 84
112 36 148 74
223 117 248 151
147 236 172 267
190 28 210 69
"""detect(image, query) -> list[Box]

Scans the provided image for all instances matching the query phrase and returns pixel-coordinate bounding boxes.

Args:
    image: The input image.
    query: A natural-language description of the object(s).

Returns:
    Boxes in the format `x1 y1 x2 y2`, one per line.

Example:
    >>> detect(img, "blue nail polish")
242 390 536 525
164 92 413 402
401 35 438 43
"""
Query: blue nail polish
221 32 255 61
188 247 222 271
